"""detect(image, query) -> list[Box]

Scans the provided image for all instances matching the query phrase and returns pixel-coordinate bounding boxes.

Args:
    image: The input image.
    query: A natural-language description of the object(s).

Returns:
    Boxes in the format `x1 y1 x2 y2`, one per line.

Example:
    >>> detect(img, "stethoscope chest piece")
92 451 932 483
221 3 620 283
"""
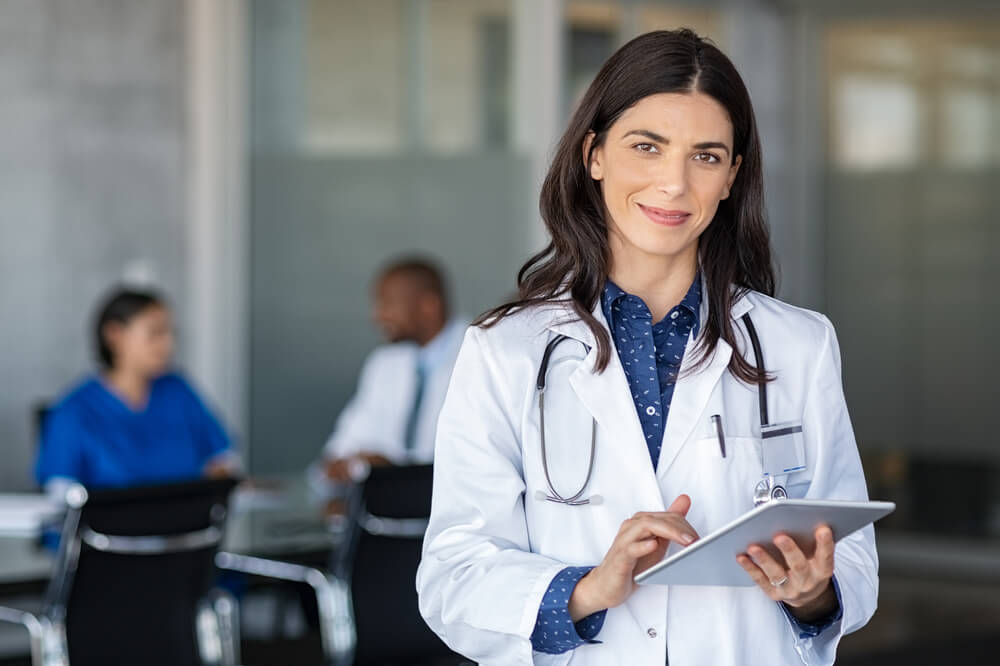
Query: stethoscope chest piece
753 479 787 507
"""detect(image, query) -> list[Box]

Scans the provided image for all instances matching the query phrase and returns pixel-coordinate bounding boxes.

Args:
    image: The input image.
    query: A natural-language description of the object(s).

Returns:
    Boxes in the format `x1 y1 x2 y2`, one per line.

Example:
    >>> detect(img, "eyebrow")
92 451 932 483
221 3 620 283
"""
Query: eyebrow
623 129 731 156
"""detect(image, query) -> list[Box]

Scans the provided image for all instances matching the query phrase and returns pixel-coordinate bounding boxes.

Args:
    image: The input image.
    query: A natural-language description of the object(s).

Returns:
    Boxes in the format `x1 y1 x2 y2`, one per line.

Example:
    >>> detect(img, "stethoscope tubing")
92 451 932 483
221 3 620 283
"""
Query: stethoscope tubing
536 313 776 507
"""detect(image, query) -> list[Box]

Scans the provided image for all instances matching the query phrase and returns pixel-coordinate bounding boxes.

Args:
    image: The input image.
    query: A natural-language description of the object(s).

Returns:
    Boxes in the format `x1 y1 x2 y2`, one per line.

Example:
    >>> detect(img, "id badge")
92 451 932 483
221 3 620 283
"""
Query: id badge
760 421 806 477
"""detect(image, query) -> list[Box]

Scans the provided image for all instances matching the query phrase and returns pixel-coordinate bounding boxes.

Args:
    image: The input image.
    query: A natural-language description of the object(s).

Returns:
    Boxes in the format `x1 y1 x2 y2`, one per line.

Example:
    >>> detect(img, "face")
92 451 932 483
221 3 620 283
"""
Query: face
105 305 174 377
373 272 434 343
586 91 742 268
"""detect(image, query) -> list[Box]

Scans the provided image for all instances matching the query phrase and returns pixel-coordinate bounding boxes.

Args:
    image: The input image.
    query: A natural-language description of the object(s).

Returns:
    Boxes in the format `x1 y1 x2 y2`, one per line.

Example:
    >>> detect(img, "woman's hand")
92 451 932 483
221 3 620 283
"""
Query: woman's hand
569 494 698 621
736 525 838 622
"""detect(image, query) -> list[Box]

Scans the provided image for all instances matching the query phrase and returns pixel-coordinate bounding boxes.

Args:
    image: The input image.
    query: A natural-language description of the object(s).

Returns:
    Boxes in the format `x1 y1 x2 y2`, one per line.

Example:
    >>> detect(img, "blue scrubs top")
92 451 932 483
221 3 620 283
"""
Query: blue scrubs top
35 372 231 489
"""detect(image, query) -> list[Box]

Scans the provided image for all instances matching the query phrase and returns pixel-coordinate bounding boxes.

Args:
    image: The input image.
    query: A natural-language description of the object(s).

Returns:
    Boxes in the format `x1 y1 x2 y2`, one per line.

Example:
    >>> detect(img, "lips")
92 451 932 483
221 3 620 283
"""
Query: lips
638 203 691 227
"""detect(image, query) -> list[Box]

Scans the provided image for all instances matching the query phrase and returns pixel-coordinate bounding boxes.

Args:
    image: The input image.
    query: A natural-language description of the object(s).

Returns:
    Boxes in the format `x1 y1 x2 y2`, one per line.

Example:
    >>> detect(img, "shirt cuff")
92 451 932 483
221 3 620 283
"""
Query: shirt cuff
530 566 608 654
780 575 844 639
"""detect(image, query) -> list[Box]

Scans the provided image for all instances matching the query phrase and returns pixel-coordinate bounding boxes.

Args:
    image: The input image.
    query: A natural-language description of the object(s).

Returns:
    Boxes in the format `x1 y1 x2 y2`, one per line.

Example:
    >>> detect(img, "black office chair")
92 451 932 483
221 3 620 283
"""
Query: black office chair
342 464 465 666
0 477 241 666
32 402 50 446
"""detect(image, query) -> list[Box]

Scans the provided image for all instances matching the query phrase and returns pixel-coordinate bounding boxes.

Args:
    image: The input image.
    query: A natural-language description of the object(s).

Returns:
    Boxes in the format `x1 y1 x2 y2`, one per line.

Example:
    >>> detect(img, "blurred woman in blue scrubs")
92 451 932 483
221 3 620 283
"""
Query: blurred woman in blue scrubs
36 287 237 491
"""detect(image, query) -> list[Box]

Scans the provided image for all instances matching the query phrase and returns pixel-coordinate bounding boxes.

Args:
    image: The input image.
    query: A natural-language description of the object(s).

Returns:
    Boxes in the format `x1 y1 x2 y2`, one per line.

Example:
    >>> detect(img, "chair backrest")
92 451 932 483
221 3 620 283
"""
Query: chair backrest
348 464 459 664
33 401 50 447
61 477 238 666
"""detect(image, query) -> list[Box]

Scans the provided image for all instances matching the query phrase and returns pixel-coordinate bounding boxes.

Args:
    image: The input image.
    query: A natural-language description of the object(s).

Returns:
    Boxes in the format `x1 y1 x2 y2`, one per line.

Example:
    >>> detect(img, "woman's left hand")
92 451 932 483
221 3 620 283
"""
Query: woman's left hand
736 525 838 622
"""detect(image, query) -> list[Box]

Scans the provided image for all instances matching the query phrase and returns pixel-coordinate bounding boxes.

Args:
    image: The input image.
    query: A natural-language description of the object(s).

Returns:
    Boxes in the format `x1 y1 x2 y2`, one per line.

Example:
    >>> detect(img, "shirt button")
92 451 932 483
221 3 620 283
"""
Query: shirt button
647 627 658 638
645 406 656 416
670 311 679 320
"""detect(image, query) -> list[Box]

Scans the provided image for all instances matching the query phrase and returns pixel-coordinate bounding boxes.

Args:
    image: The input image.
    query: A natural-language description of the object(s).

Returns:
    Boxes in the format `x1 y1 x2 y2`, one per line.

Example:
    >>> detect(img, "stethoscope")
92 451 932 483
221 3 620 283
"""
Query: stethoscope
741 313 788 506
535 313 783 507
535 334 600 505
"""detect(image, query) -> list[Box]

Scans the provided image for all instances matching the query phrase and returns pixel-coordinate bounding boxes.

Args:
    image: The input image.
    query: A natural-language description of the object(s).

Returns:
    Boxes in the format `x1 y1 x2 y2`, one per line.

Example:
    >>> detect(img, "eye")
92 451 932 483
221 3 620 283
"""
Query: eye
694 152 721 164
632 143 659 154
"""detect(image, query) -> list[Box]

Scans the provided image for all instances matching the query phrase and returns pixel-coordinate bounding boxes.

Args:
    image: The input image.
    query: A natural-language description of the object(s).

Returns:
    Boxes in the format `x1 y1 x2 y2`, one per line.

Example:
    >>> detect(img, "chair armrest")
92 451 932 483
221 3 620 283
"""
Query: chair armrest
214 552 355 661
0 605 56 666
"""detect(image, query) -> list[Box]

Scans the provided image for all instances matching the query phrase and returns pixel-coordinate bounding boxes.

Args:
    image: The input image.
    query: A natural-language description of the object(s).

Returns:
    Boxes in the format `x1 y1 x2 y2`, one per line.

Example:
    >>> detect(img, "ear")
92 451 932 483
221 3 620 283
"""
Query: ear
102 321 124 350
581 131 604 181
720 154 742 200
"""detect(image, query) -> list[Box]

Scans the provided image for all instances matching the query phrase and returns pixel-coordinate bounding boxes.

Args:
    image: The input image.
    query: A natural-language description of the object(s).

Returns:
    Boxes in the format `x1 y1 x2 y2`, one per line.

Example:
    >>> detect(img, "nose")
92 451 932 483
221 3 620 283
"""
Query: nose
655 155 689 198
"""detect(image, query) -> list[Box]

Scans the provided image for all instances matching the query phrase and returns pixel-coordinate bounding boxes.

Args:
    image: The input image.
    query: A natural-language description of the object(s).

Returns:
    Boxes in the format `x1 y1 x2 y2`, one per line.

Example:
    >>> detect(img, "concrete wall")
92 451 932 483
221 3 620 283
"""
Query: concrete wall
0 0 191 490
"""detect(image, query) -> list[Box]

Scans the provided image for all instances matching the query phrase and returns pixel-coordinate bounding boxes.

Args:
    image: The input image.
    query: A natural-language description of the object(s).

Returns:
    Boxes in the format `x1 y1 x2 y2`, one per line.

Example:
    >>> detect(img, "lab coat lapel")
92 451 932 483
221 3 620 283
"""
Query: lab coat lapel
548 303 666 511
655 334 733 479
656 287 754 479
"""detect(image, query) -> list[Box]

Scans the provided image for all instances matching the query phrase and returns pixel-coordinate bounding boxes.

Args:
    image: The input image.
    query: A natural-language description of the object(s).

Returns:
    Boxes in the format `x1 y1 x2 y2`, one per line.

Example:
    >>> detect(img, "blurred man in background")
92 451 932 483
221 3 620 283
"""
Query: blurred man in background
317 257 466 482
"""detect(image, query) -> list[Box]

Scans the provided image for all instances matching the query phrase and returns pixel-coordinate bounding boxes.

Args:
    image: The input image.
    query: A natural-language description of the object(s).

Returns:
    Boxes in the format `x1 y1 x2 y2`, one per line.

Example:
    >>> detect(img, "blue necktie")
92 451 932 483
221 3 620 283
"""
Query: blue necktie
404 359 427 454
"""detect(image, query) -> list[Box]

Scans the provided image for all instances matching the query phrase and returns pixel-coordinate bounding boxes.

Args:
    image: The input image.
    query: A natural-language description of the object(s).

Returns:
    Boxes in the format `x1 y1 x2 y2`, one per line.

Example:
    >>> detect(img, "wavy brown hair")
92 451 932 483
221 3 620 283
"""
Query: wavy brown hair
476 29 775 384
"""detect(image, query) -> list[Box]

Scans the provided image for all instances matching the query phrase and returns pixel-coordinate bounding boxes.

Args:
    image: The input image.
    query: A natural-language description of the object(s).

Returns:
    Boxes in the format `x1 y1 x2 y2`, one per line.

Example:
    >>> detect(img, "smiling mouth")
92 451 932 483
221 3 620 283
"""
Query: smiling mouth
637 203 691 227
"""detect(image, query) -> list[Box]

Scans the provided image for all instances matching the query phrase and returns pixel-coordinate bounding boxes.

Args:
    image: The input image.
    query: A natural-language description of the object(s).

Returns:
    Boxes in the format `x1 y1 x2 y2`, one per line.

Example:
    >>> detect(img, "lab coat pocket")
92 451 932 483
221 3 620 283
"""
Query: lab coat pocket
688 436 763 528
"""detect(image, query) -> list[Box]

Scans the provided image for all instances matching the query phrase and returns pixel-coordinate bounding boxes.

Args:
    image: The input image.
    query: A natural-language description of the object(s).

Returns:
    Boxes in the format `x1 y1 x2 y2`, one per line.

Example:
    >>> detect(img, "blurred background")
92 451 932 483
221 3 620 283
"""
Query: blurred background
1 0 998 664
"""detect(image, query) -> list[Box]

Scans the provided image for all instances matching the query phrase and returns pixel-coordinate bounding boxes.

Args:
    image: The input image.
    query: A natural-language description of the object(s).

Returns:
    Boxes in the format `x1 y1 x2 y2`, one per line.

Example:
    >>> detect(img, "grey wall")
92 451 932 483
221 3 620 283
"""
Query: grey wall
249 155 531 474
0 0 190 489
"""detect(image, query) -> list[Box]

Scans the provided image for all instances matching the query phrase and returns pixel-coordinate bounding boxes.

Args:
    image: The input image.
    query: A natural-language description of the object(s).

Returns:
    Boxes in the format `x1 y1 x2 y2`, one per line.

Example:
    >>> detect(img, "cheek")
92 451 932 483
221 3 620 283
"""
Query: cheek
692 175 731 215
602 162 652 212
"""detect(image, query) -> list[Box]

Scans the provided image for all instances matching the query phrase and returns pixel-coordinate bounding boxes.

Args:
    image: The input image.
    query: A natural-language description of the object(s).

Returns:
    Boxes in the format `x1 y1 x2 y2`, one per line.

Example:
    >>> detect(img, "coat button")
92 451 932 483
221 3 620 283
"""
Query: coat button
647 627 657 638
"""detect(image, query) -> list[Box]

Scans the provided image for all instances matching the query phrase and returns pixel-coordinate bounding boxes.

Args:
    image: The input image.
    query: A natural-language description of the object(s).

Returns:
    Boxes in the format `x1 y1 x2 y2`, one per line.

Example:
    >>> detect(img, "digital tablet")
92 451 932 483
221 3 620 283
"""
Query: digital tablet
634 499 895 587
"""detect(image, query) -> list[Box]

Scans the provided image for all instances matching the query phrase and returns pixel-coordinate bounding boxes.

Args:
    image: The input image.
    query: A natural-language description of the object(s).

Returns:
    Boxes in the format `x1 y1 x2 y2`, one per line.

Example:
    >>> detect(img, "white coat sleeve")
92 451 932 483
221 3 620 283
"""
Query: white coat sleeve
792 316 879 665
321 350 399 462
416 327 568 666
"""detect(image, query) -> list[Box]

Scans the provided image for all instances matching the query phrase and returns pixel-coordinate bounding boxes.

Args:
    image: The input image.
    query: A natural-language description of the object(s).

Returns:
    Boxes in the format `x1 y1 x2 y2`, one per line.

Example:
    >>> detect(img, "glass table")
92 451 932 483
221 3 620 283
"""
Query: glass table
0 475 357 664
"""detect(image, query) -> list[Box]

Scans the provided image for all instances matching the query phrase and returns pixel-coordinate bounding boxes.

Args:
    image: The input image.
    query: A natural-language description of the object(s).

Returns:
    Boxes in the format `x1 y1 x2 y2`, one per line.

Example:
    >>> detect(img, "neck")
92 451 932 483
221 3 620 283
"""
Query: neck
416 318 448 347
104 367 151 408
608 243 698 322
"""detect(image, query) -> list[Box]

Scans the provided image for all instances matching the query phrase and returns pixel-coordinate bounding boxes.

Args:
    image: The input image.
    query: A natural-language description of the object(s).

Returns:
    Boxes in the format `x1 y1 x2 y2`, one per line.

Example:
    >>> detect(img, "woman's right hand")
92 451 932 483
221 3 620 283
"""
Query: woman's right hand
568 494 697 620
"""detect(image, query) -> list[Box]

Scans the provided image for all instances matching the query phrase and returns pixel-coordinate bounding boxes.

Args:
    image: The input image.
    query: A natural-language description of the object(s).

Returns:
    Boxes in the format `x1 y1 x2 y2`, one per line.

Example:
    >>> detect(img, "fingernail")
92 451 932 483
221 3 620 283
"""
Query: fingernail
680 533 695 545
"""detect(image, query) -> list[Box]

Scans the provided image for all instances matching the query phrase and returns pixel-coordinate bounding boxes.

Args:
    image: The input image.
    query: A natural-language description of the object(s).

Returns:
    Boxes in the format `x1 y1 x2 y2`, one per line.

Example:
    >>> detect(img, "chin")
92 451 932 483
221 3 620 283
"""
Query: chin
631 233 698 261
616 214 700 259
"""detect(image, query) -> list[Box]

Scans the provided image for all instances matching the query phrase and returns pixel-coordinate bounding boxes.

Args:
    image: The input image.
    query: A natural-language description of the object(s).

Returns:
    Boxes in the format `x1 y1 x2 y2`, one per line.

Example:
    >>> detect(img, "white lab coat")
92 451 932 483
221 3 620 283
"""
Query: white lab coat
417 287 878 666
321 319 467 465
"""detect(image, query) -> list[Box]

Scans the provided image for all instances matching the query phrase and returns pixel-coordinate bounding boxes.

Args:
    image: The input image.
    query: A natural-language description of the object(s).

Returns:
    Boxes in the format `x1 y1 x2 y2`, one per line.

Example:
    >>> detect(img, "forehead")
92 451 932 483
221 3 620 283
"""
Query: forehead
128 304 170 326
612 92 734 143
376 271 416 294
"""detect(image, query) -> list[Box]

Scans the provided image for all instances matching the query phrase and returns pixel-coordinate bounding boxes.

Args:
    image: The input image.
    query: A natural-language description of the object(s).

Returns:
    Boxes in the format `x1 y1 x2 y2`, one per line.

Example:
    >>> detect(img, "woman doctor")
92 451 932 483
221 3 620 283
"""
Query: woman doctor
417 29 877 666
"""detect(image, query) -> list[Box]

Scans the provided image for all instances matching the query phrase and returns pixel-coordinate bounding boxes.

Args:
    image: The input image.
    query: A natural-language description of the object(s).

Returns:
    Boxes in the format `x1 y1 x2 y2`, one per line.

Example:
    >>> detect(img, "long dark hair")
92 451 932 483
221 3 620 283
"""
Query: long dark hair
94 287 166 369
476 29 775 384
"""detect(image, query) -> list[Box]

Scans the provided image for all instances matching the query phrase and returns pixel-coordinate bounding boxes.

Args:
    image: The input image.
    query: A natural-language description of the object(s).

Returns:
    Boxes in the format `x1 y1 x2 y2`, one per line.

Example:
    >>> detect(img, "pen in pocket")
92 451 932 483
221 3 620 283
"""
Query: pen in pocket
711 414 726 458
